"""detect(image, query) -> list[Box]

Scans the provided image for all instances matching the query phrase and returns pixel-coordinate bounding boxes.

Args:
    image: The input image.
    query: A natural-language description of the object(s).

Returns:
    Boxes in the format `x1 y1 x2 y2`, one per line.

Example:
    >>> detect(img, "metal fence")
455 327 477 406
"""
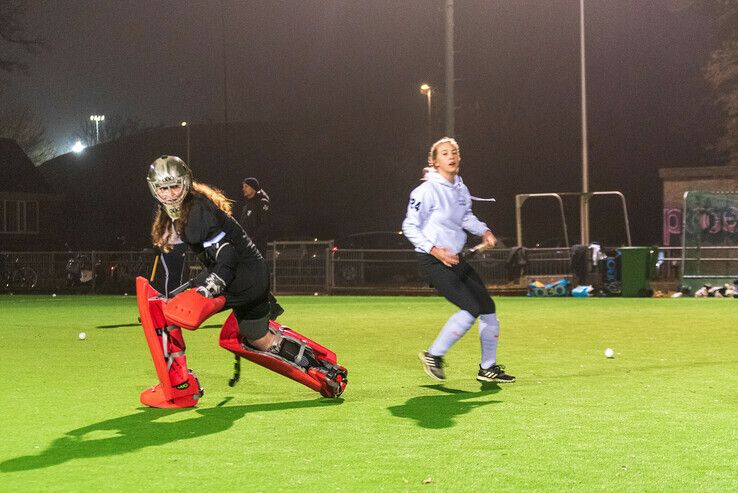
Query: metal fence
331 249 421 289
0 251 160 294
271 241 332 294
652 246 682 283
0 243 710 295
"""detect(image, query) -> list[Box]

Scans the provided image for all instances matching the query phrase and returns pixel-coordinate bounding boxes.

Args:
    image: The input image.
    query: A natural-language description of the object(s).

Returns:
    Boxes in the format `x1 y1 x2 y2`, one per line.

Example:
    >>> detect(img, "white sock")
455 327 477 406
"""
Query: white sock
428 310 476 356
479 313 500 369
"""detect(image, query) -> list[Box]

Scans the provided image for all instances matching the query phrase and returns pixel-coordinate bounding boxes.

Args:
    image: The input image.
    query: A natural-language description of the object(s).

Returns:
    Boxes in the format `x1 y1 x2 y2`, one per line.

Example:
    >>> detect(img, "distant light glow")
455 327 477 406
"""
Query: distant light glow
180 121 188 127
71 140 85 153
420 83 431 94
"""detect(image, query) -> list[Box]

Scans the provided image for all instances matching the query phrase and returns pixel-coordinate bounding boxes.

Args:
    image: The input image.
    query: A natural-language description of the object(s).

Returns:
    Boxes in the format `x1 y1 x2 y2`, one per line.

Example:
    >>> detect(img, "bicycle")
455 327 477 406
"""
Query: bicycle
0 254 39 290
109 253 147 282
66 252 98 288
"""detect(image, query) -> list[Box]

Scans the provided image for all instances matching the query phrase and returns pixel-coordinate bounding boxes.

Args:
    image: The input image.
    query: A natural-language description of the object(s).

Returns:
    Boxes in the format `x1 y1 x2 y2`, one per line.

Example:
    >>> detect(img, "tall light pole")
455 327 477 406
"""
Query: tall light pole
181 121 190 165
579 0 590 245
420 83 433 145
445 0 455 137
90 114 105 144
220 0 230 165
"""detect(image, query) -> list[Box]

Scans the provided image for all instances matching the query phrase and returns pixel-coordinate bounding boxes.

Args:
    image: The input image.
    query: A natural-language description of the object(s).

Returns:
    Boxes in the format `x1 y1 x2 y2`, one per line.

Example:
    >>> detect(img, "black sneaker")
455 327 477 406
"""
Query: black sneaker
418 351 446 381
477 364 516 383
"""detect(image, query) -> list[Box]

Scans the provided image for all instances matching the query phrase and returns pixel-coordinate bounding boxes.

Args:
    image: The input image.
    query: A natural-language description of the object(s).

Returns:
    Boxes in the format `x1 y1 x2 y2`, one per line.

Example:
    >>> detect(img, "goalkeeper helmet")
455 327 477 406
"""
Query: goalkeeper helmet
147 155 192 219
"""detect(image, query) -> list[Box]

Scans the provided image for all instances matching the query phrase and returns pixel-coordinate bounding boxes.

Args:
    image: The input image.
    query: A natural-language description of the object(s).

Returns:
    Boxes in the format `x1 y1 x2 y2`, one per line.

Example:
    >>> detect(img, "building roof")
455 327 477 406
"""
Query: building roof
658 163 738 180
0 138 54 194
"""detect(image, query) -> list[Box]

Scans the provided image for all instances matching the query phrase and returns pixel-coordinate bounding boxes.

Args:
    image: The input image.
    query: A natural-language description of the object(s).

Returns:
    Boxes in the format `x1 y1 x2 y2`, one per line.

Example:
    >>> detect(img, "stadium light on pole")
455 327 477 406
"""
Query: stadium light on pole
90 114 105 144
181 121 190 165
420 83 432 145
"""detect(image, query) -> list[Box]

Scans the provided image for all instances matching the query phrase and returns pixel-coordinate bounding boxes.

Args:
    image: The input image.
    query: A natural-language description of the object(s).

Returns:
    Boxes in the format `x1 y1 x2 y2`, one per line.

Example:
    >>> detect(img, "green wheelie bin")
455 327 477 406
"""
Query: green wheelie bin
617 246 656 297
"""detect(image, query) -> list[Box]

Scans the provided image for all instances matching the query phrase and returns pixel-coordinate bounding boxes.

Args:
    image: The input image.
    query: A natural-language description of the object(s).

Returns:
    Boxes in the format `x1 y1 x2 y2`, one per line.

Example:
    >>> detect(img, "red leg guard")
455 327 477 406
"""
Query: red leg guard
163 289 225 330
219 314 348 398
136 277 203 408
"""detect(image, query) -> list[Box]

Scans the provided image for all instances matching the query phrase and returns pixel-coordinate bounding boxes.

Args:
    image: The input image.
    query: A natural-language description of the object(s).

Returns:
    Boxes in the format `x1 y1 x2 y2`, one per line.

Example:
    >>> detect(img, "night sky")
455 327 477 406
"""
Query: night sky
2 0 725 244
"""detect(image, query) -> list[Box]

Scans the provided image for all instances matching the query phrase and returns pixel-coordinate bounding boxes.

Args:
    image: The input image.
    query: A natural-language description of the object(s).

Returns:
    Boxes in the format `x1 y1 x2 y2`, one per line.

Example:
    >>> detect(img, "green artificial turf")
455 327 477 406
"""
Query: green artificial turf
0 295 736 492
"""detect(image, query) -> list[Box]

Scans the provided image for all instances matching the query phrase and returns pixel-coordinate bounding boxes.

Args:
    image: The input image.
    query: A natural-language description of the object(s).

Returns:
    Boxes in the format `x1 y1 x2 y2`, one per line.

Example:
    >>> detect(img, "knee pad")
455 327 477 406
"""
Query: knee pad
219 313 347 398
136 277 204 408
164 289 225 330
238 313 270 341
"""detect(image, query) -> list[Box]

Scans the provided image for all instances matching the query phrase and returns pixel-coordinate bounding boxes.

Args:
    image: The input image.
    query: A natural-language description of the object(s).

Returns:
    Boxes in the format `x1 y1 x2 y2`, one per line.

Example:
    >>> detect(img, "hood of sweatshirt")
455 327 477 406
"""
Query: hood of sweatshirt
424 169 464 189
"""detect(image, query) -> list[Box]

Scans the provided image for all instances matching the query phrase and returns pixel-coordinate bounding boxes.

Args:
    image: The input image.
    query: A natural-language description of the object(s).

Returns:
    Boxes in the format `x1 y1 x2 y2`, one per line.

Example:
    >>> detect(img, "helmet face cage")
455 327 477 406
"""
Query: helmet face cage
147 156 192 219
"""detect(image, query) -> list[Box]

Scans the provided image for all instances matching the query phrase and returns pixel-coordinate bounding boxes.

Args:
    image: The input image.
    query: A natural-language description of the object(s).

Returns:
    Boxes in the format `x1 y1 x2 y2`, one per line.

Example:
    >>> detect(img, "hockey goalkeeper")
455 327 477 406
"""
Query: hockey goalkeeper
137 155 346 408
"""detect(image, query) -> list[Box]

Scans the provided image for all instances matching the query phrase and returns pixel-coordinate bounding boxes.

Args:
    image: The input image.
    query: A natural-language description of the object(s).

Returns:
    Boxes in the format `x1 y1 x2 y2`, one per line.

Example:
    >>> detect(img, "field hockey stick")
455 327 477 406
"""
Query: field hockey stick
149 255 159 282
461 241 493 259
164 269 209 299
166 278 195 298
228 355 241 387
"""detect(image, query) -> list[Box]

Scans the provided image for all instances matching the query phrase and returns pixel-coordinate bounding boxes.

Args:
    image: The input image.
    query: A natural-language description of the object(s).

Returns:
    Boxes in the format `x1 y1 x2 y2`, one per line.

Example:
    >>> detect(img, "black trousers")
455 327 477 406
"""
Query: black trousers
416 253 495 317
156 243 188 297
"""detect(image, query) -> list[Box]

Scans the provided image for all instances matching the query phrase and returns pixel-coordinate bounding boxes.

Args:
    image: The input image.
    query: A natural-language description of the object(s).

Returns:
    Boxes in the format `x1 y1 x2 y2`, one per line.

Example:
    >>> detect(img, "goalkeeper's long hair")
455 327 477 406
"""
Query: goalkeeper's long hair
151 182 233 252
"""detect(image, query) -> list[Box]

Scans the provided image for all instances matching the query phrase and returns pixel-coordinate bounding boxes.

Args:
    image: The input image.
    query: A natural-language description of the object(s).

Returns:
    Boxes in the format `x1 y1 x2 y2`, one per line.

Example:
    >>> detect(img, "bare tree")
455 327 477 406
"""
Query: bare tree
0 2 50 163
703 1 738 164
672 1 738 164
0 105 55 164
0 0 42 79
73 114 148 146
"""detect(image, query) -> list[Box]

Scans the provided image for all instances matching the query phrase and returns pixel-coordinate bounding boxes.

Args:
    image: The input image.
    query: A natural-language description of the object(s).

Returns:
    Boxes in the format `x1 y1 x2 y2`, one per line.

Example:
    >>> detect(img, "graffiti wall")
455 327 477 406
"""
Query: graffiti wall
663 191 738 246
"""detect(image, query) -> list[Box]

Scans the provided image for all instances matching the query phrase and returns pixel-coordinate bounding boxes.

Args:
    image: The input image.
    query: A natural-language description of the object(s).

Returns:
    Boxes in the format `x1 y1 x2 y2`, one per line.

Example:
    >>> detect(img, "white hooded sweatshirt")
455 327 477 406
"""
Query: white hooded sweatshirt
402 170 489 255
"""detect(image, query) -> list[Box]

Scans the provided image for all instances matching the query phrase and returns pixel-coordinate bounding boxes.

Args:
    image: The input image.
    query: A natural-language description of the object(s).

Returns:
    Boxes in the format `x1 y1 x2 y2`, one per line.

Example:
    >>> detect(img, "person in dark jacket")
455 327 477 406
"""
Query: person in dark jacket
239 177 271 256
239 176 284 319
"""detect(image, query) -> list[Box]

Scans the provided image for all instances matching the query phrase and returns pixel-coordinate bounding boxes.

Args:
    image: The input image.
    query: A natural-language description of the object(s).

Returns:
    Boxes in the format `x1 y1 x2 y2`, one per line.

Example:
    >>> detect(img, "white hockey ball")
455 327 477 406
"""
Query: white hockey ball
604 348 615 358
79 332 87 340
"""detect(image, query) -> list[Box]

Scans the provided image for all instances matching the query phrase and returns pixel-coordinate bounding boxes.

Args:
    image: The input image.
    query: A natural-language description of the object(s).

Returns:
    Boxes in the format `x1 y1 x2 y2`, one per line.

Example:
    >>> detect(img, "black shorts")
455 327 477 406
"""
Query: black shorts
417 253 495 316
224 259 271 322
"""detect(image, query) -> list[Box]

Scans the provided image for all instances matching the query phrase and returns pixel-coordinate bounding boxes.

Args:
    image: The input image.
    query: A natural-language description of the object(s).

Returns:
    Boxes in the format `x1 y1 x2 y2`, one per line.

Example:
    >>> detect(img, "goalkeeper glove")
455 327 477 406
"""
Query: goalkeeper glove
196 273 225 298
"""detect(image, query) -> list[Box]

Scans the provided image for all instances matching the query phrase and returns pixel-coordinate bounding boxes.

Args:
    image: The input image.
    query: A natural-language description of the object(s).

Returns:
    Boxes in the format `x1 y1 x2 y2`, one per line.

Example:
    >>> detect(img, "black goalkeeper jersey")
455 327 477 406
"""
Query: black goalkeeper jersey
181 194 267 305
